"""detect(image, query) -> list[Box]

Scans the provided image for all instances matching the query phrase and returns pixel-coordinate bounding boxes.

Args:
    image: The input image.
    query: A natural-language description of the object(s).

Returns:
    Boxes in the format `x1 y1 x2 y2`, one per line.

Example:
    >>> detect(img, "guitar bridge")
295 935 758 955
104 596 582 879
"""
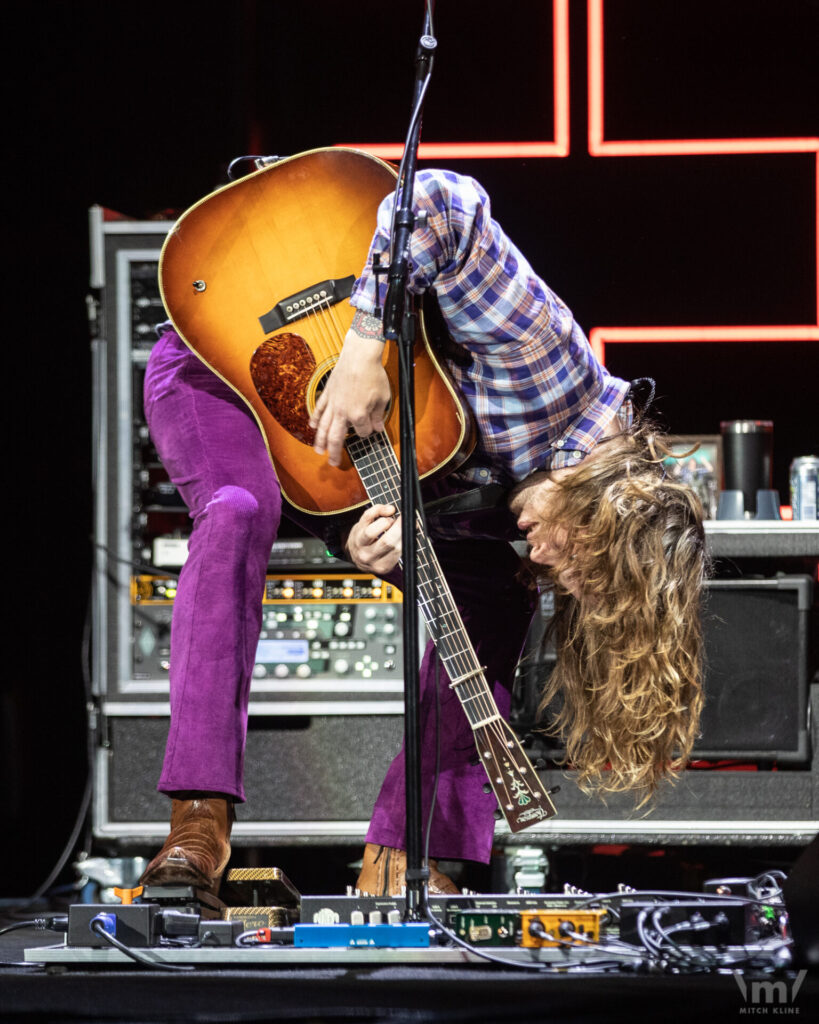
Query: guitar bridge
258 275 356 334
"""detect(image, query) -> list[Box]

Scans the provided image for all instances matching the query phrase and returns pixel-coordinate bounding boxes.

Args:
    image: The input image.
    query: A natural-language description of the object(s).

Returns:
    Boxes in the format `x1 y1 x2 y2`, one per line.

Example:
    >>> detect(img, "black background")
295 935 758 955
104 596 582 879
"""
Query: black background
2 0 818 897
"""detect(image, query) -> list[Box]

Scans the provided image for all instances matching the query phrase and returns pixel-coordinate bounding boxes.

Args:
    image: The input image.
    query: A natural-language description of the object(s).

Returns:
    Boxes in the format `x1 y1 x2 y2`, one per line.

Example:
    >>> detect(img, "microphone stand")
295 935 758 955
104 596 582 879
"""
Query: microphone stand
380 4 436 923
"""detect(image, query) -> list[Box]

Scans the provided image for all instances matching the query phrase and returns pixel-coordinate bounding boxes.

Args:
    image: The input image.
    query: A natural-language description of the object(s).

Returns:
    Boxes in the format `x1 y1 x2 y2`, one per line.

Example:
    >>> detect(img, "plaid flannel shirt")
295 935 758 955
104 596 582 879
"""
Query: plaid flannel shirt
350 169 631 495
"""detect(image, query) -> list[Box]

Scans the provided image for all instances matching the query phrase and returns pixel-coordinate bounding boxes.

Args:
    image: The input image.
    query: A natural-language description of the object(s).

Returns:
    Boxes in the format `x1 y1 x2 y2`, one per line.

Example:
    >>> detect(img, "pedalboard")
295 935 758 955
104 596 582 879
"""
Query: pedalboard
64 890 758 954
299 892 611 924
51 856 778 963
299 892 618 949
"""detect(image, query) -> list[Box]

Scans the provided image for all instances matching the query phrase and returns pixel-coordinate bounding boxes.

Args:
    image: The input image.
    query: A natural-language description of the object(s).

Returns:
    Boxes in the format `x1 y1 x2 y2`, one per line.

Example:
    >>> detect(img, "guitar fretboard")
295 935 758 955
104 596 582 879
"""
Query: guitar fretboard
348 431 501 730
346 430 558 831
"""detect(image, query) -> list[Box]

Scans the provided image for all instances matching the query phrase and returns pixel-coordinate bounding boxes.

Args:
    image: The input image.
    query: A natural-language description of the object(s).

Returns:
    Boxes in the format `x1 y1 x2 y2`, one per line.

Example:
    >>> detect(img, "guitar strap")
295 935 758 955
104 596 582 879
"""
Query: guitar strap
421 292 473 368
422 480 520 543
423 482 510 517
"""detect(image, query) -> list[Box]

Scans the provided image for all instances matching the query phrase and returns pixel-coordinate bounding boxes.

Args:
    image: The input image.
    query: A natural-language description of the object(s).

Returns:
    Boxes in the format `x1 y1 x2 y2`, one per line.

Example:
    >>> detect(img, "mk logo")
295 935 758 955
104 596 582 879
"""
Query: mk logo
733 970 807 1010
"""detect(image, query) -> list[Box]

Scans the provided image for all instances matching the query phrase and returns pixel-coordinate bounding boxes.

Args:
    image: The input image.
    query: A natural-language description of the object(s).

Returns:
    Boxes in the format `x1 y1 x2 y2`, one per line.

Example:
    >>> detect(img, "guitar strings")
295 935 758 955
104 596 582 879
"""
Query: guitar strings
348 454 540 815
324 299 347 363
299 306 498 737
285 290 351 369
375 445 549 809
355 435 499 722
305 297 339 365
298 308 546 810
349 434 484 685
347 435 540 784
348 435 480 682
349 432 549 813
352 445 533 814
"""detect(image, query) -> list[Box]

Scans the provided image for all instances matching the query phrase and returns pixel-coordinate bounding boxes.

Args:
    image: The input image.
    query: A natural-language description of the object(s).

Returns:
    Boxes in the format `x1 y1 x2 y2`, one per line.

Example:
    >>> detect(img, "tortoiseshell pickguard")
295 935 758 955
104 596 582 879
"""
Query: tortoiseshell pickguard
250 333 319 445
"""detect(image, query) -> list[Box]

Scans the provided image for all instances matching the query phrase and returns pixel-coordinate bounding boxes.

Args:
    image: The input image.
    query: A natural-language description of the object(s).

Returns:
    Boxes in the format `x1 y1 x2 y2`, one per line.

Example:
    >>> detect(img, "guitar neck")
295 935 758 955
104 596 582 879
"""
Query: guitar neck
346 431 558 832
347 432 495 729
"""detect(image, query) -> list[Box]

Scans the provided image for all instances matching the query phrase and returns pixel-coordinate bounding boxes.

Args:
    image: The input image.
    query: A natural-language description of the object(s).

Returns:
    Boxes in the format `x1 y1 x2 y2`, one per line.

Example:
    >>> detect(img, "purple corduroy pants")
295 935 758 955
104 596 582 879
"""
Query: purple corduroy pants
143 330 536 863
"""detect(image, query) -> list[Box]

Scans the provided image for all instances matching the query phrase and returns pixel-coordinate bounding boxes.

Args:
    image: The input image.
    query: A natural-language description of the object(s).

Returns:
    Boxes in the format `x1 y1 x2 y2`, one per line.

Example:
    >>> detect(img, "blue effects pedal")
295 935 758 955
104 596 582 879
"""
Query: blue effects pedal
293 923 431 948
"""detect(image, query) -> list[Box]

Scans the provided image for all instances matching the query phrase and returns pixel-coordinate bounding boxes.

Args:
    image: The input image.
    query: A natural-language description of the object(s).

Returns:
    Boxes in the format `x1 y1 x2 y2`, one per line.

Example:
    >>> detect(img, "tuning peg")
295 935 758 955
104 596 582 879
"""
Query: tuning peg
493 808 503 820
482 783 492 794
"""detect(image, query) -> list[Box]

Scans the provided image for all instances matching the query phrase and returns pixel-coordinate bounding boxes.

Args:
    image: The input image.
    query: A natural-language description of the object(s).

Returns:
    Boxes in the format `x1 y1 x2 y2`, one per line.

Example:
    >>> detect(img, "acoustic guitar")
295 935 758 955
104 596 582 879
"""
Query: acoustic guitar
159 147 557 831
159 146 474 517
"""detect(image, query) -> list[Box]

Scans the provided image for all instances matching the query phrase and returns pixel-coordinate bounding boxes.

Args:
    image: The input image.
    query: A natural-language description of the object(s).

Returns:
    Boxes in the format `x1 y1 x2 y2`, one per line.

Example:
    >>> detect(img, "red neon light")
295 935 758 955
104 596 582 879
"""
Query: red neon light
587 0 819 355
343 142 566 160
589 325 819 366
587 0 819 158
339 0 570 160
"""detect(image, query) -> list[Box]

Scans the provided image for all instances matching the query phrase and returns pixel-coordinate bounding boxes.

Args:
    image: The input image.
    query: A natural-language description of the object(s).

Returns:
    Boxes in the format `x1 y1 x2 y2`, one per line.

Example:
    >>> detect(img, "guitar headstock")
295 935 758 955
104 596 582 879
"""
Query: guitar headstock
476 720 558 833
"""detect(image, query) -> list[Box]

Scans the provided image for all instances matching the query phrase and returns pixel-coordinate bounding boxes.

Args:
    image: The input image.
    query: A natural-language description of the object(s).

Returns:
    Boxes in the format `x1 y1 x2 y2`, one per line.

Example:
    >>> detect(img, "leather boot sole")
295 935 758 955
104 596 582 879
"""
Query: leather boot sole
139 798 233 898
140 851 216 891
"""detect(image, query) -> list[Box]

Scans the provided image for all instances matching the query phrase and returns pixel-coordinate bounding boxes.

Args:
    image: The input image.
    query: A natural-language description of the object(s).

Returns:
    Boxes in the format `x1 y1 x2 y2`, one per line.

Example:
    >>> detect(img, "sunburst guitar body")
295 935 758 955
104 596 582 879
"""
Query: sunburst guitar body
158 146 474 516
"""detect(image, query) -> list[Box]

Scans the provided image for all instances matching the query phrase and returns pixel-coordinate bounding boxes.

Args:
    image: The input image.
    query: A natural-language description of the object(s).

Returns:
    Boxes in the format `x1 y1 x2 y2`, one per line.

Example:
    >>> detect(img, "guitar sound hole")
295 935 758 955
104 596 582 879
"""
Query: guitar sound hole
313 369 393 438
311 370 352 437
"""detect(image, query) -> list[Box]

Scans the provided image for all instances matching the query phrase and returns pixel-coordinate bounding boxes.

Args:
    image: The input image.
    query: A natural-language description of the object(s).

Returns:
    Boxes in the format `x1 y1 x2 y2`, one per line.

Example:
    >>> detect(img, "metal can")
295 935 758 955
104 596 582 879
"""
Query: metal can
790 456 818 520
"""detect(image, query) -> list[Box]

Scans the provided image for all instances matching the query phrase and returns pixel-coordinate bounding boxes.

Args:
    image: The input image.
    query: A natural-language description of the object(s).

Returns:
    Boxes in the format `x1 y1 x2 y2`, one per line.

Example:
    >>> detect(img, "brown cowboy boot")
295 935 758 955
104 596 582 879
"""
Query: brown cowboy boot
139 797 234 897
356 843 460 896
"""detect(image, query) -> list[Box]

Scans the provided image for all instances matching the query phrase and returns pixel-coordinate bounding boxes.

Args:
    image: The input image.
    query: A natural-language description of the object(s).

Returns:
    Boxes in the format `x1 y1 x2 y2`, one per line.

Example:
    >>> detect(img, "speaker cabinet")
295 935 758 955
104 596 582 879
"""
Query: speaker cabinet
516 575 814 763
696 576 812 761
94 714 404 843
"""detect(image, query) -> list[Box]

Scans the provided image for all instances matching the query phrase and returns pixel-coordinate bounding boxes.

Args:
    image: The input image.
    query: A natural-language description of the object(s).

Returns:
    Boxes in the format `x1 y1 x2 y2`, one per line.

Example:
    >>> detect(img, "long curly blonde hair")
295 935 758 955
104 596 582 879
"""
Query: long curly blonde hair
529 421 708 804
